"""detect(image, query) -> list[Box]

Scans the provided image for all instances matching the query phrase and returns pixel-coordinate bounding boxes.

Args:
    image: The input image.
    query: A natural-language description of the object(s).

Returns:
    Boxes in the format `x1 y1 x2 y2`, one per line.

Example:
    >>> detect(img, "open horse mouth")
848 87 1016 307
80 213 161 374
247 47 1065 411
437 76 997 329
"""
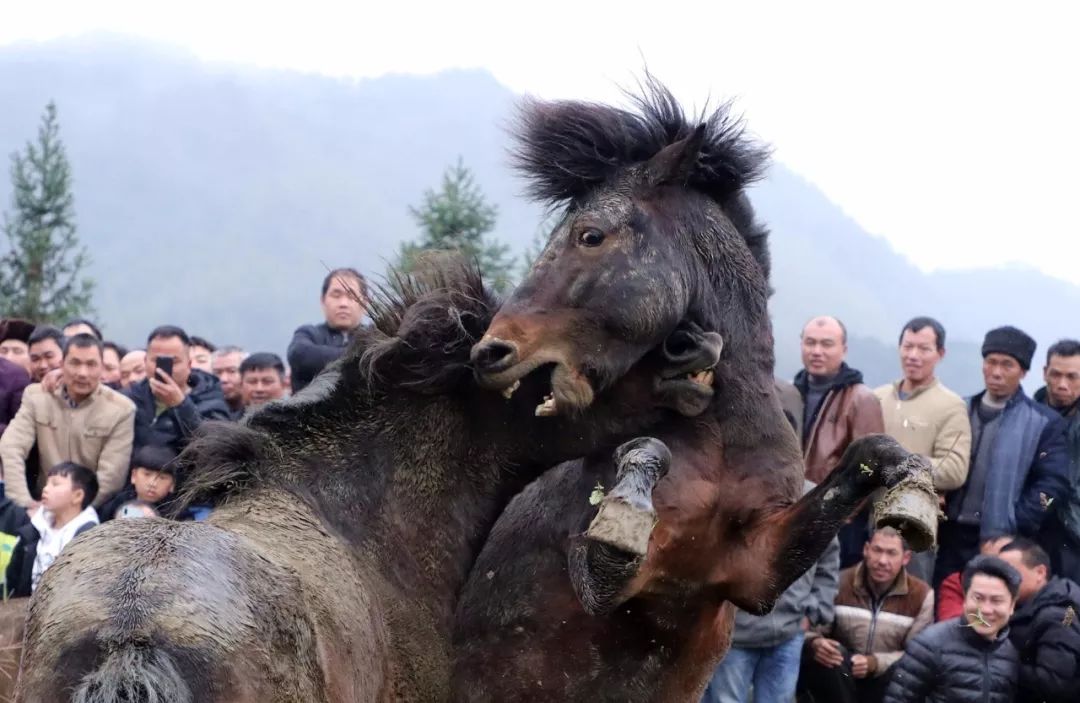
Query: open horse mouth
471 326 722 417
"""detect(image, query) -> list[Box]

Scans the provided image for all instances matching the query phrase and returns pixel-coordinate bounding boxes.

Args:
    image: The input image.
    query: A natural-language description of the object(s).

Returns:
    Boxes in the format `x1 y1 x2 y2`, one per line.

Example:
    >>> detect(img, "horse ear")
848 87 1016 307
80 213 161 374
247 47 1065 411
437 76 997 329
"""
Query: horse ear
644 124 707 187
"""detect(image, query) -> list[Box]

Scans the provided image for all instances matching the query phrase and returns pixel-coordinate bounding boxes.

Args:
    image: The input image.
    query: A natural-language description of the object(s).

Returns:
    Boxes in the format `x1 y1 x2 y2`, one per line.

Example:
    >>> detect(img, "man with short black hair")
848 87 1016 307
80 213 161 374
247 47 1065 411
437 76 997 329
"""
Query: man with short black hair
125 325 230 454
0 318 34 375
998 538 1080 703
62 319 102 340
0 334 134 509
287 268 368 393
1035 339 1080 582
101 341 126 389
884 555 1020 703
799 527 933 703
189 336 215 374
875 317 971 582
212 346 248 419
936 326 1070 586
27 326 64 383
240 352 287 409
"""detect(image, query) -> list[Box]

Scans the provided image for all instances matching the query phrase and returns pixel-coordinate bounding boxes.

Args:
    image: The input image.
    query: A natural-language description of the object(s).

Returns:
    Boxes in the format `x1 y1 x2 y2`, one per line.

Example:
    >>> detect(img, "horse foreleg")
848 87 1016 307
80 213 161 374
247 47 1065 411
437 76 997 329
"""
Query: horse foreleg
732 434 935 612
567 437 670 615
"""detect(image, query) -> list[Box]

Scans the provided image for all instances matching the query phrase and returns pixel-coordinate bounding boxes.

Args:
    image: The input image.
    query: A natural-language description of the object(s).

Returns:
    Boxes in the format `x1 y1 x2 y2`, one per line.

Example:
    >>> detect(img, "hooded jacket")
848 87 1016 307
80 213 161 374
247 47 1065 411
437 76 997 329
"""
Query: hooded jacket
126 369 231 455
1008 576 1080 703
4 505 97 597
793 363 885 483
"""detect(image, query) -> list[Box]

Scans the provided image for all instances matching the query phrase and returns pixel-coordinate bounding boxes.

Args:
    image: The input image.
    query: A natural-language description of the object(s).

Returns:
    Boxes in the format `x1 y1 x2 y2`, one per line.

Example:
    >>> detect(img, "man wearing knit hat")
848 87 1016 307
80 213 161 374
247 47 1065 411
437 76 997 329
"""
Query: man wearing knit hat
934 326 1070 586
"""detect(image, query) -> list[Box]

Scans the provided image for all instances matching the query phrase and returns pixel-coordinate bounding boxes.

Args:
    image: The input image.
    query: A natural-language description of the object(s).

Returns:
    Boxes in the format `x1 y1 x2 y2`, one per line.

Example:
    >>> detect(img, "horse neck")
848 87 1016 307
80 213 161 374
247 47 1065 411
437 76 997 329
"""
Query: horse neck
310 391 529 622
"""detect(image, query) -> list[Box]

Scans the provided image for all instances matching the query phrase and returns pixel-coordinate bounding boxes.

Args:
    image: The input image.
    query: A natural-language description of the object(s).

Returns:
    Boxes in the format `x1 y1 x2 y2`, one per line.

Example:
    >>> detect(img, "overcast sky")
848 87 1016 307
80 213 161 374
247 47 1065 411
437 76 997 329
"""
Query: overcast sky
5 1 1078 284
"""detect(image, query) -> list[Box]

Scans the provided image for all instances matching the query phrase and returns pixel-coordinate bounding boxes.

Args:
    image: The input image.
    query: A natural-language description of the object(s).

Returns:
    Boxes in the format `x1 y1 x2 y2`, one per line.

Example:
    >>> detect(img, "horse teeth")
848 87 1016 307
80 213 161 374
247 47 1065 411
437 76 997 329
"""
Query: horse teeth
535 395 558 417
501 380 521 400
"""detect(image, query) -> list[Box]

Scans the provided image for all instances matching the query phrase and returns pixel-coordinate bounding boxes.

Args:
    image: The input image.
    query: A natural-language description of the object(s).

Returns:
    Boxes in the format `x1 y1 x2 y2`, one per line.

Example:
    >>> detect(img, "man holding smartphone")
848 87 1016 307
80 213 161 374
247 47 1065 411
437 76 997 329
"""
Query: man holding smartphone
125 326 231 455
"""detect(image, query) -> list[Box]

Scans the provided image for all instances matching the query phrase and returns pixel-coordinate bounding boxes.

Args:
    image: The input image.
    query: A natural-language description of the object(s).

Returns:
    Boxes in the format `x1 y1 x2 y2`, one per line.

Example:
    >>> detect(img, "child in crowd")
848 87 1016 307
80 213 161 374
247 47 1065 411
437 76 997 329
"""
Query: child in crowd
98 445 178 521
4 462 99 597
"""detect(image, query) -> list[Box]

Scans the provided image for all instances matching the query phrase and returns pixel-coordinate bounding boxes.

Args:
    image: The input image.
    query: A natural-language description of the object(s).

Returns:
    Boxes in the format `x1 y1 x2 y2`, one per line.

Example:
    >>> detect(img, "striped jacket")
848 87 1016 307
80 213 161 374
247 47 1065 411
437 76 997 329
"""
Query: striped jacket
808 563 934 676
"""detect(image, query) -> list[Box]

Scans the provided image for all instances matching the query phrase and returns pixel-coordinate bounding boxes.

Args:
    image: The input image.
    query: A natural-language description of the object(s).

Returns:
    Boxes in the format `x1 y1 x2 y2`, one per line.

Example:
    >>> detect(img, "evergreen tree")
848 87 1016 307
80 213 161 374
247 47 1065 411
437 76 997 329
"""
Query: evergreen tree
397 158 514 292
0 102 93 322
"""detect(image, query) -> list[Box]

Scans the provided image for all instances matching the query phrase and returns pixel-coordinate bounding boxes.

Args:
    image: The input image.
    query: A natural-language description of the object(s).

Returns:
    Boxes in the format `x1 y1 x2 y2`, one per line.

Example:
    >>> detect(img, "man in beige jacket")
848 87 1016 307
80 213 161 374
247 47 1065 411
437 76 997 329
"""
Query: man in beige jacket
875 317 972 581
0 334 135 508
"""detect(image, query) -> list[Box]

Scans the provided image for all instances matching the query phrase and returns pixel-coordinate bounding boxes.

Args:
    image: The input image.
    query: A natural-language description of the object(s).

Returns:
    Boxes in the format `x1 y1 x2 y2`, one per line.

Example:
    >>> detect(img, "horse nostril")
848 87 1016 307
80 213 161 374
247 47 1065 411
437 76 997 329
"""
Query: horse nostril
471 339 519 374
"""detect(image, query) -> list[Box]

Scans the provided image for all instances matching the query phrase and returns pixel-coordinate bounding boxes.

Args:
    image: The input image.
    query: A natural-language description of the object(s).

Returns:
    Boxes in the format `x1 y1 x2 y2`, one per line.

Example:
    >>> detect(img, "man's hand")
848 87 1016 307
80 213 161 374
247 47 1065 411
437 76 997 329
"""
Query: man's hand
810 637 844 668
149 370 186 408
41 368 62 394
851 654 873 678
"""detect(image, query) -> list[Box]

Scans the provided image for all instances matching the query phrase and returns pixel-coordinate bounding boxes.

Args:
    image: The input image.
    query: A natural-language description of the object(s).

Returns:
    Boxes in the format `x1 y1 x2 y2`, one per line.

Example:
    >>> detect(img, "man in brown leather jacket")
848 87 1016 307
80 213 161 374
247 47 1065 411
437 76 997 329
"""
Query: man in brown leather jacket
793 316 885 566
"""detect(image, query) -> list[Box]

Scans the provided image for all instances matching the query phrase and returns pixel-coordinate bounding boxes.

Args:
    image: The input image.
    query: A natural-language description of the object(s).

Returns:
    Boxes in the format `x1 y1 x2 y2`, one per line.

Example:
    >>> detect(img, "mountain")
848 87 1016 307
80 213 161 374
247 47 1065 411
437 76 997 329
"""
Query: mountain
2 36 1076 397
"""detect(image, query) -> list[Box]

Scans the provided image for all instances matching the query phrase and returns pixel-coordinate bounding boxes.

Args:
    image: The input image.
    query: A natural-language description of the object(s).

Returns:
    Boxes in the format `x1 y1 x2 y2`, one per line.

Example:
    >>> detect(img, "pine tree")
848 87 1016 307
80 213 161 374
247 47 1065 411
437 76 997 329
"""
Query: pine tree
397 158 514 292
0 102 94 322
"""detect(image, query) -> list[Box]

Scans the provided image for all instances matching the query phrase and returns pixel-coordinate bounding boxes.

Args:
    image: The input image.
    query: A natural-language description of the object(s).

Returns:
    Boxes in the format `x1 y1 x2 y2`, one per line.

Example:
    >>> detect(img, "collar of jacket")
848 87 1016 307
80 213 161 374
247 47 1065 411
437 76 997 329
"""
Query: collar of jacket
968 387 1028 413
794 362 864 396
889 377 940 402
853 562 911 599
53 382 102 409
1033 386 1080 419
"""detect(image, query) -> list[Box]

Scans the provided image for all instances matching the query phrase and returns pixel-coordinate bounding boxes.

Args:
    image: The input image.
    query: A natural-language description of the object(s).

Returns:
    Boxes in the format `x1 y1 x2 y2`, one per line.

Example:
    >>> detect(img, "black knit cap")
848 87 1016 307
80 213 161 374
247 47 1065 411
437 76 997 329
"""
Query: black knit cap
981 326 1036 371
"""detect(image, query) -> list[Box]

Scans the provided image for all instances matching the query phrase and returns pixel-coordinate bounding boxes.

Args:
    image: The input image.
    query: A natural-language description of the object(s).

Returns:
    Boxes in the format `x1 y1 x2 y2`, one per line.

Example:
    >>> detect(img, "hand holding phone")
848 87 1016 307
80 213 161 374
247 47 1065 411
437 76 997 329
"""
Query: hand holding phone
155 356 174 379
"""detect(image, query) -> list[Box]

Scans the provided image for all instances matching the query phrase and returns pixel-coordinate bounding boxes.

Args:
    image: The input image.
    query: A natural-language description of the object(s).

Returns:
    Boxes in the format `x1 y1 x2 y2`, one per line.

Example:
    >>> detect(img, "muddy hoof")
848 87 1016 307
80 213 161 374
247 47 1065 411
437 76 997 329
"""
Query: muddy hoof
874 454 938 552
586 438 671 556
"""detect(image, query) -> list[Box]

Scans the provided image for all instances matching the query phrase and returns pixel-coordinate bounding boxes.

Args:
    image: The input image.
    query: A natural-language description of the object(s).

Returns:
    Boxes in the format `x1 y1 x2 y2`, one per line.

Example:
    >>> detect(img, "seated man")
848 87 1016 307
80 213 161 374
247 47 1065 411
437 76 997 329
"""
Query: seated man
884 555 1020 703
799 527 934 703
997 538 1080 703
240 352 288 410
4 462 99 597
98 445 179 522
126 325 230 454
0 334 135 509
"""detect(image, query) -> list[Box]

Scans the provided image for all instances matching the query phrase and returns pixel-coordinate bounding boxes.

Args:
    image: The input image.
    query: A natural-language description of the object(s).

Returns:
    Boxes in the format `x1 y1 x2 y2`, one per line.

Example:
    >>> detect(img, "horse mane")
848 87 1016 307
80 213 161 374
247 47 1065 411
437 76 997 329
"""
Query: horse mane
176 253 498 508
511 75 773 279
512 76 770 207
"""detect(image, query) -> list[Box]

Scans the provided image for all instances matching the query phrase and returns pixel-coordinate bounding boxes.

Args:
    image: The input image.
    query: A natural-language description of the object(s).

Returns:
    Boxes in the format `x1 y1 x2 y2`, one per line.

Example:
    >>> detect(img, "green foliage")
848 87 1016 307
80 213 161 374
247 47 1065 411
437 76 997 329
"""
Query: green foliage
397 158 514 292
0 102 93 322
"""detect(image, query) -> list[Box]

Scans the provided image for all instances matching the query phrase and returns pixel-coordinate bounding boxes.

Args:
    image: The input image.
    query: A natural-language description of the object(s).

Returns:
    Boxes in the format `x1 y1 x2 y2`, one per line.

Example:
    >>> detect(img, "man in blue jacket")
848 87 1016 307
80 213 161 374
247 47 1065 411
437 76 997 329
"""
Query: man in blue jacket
935 326 1070 586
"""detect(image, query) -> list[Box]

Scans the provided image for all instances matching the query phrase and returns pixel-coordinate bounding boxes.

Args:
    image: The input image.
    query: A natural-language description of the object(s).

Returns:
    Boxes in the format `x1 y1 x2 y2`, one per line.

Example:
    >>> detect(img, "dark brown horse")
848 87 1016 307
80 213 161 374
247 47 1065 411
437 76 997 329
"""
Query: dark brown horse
14 260 721 703
454 82 935 701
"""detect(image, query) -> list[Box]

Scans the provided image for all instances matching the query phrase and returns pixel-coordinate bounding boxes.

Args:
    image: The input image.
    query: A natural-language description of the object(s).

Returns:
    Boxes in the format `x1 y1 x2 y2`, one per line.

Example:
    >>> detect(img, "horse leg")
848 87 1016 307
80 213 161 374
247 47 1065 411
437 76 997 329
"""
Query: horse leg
567 437 671 615
730 433 935 612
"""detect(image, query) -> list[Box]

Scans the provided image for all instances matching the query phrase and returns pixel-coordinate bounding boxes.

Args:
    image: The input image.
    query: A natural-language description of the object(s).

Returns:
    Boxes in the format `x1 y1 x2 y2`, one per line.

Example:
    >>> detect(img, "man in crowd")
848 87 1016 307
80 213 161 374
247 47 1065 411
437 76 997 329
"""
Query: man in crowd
0 318 34 375
1034 339 1080 582
119 349 147 389
240 352 288 409
936 326 1069 586
0 334 135 509
211 346 247 419
794 315 884 566
799 527 933 703
997 538 1080 703
884 555 1020 703
874 317 971 581
706 481 840 703
0 356 29 436
936 535 1014 621
62 319 102 340
27 326 64 383
287 268 367 393
101 342 126 389
189 336 215 374
126 325 230 454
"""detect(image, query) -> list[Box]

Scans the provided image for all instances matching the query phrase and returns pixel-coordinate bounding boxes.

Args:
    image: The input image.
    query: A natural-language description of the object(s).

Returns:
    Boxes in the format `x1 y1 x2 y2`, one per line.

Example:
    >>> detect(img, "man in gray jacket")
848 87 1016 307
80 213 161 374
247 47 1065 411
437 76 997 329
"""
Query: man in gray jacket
703 481 841 703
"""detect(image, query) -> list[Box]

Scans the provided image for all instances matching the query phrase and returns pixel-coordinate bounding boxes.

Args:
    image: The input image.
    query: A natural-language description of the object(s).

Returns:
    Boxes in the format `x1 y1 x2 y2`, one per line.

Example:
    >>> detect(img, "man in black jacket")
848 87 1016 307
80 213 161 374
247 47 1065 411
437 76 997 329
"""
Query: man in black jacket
998 538 1080 703
884 555 1020 703
126 325 230 455
287 268 367 393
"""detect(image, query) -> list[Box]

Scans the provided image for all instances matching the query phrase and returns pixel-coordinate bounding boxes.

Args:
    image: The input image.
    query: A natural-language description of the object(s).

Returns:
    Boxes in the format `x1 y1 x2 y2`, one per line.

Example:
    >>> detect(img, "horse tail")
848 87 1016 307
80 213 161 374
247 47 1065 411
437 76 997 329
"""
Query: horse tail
70 647 192 703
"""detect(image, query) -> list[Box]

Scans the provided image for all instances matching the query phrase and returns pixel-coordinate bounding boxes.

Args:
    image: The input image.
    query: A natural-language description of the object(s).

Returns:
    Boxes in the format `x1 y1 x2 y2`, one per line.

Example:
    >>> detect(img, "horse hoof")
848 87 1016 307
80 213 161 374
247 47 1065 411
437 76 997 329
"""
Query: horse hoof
585 437 671 556
873 455 938 552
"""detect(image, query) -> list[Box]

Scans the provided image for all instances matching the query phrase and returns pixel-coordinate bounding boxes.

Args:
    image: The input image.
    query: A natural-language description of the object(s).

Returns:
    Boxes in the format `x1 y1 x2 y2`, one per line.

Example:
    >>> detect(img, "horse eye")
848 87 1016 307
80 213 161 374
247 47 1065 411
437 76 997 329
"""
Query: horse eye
578 228 606 247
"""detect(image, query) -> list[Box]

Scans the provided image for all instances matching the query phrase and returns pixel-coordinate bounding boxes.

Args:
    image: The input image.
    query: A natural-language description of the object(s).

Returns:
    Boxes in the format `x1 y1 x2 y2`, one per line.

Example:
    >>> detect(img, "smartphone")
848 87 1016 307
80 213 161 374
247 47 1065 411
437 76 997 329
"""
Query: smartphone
155 356 174 379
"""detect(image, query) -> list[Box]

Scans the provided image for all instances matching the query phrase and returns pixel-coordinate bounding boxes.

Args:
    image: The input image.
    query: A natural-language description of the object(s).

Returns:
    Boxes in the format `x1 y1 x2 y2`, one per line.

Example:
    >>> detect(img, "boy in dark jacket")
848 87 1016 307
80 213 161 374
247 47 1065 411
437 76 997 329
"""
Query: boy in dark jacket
885 555 1020 703
998 538 1080 703
98 445 179 522
4 463 99 598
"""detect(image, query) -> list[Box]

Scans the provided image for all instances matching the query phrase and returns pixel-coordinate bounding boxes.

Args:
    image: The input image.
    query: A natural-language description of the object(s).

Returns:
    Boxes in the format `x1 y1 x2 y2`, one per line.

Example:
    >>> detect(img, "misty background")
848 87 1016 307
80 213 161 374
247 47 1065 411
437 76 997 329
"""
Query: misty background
2 36 1078 395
